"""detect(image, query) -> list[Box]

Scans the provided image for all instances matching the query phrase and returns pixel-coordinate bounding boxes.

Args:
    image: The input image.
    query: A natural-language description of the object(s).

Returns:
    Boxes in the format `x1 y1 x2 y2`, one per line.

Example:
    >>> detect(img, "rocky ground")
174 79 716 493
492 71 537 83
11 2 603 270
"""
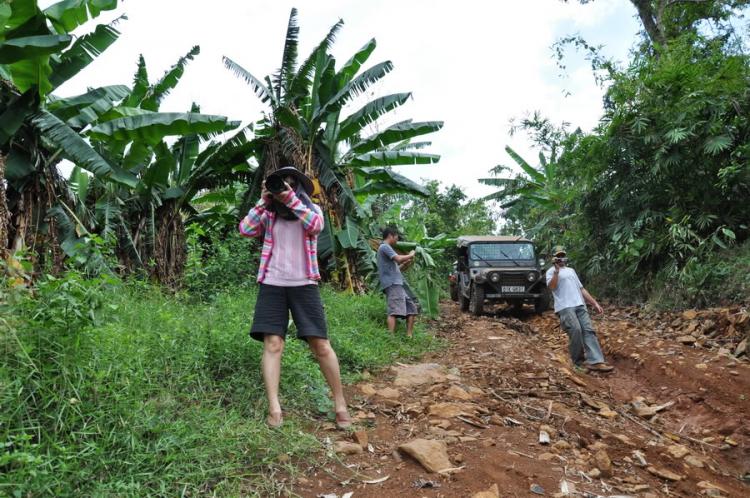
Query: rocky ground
283 301 749 498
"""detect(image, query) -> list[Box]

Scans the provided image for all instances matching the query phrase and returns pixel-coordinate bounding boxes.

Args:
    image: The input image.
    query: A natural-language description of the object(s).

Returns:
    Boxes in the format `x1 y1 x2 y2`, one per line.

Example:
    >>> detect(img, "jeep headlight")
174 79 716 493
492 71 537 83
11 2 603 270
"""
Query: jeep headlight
539 258 545 267
489 272 501 283
527 271 537 282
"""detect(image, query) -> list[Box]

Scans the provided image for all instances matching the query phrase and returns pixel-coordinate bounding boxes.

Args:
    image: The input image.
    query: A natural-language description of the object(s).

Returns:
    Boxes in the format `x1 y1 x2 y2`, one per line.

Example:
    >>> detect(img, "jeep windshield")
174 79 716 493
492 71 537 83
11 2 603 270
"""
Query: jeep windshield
469 243 535 264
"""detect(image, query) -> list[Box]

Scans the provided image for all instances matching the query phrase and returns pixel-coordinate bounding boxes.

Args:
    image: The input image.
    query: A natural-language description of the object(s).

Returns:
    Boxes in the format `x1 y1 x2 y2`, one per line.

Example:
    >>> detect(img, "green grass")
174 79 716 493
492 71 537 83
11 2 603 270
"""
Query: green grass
1 276 440 496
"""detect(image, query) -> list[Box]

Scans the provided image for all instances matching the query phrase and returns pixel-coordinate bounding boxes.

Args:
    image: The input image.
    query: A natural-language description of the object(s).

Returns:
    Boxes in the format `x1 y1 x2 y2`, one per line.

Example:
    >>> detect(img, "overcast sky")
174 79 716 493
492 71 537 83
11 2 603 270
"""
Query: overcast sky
48 0 642 199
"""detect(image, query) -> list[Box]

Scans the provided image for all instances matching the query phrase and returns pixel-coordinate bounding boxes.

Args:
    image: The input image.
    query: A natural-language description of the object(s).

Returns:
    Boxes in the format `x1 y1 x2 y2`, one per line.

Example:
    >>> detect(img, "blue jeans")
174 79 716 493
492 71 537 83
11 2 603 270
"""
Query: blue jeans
557 305 605 366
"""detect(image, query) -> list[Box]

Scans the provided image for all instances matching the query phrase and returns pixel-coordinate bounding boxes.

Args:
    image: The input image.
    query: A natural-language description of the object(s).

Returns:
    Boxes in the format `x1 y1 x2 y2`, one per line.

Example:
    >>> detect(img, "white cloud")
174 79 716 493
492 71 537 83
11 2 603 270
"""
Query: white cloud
46 0 640 199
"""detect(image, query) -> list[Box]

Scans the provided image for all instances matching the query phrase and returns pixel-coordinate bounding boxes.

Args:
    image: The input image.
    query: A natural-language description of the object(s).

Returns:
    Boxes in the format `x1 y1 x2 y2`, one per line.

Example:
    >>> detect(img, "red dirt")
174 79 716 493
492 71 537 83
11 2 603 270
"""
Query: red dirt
283 301 749 497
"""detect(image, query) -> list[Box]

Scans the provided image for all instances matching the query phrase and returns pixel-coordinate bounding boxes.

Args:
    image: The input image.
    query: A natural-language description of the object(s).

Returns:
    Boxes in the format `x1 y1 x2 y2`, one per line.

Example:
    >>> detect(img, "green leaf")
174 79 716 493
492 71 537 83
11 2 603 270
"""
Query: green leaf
505 145 545 184
337 38 376 86
5 149 35 180
88 113 230 144
0 4 12 30
336 217 359 249
70 166 90 203
349 151 440 167
350 121 443 155
222 56 277 106
141 45 200 112
703 134 732 155
314 61 394 120
0 34 72 64
413 275 439 319
352 167 429 197
9 53 53 96
0 88 37 144
4 0 39 31
44 0 118 33
49 21 121 89
96 105 154 123
31 109 115 178
721 228 736 240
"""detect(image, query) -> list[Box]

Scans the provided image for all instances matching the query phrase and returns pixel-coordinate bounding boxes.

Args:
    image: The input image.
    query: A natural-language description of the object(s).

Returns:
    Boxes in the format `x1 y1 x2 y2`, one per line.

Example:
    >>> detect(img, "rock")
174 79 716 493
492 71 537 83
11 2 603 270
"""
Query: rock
392 363 451 386
581 394 608 411
488 415 505 426
593 450 614 477
445 385 473 400
729 370 739 376
682 310 698 320
530 484 545 495
391 450 403 463
631 401 657 418
538 452 557 461
734 339 747 357
459 436 477 442
553 441 572 453
353 429 368 449
472 484 500 498
426 402 478 418
695 363 708 370
684 455 704 468
482 439 496 447
398 439 452 473
428 426 462 438
647 466 683 481
677 335 696 344
697 481 728 493
297 477 309 486
666 445 690 459
598 409 619 420
453 453 464 463
335 441 364 455
588 468 601 478
539 430 551 444
361 384 377 396
375 387 401 399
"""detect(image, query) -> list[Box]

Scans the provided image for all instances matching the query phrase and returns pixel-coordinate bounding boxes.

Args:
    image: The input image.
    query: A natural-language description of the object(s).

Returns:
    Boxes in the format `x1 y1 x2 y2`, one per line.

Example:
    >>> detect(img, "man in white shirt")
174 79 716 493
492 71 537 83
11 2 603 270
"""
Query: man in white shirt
546 245 614 373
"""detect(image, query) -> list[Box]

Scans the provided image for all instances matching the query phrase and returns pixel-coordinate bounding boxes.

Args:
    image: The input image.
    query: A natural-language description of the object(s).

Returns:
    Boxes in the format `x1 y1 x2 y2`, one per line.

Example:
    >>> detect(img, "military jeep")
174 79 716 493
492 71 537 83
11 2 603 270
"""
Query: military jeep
455 236 550 315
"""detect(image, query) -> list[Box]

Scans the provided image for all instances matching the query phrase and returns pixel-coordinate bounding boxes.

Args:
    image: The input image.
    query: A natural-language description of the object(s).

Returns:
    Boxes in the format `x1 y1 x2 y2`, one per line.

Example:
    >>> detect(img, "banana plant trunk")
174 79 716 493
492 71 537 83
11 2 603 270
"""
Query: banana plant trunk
0 153 8 258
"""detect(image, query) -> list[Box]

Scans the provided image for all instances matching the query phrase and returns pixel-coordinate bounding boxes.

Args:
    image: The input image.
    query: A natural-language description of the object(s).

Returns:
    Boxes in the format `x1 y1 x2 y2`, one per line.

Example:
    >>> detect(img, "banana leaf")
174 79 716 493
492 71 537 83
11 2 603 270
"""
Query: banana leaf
44 0 118 33
88 113 230 144
0 34 72 64
349 151 440 167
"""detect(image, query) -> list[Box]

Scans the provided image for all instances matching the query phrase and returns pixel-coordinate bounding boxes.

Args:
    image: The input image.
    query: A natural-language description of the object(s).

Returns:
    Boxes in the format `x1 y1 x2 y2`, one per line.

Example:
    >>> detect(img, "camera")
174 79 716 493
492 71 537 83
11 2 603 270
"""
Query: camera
266 174 286 195
553 257 569 265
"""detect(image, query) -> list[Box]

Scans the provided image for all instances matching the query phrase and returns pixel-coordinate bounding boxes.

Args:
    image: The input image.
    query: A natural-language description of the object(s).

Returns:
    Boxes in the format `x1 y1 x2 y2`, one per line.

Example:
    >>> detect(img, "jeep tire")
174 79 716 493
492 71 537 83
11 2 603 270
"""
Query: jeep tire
450 286 459 302
469 284 485 316
535 289 551 314
458 288 469 311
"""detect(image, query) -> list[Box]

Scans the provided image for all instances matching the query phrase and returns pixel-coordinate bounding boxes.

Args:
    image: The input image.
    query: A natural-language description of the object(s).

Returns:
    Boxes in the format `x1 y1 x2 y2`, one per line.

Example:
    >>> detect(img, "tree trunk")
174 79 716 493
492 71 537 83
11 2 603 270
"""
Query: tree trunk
632 0 667 48
0 153 8 258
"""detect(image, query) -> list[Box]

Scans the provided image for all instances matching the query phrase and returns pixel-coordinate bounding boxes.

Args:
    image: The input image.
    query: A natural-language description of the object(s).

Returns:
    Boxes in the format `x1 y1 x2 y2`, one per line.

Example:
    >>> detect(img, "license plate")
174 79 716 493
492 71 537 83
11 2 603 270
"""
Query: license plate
502 286 525 293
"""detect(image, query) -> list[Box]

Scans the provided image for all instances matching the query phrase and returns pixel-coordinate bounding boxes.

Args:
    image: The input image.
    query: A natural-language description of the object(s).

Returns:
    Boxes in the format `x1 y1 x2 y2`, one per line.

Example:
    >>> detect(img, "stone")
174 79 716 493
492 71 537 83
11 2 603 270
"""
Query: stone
375 387 401 399
695 363 708 370
361 384 377 396
598 410 619 420
335 441 364 455
426 402 478 418
391 450 403 463
472 484 500 498
647 466 683 481
297 477 309 486
353 430 368 449
553 441 572 453
392 363 451 386
677 335 696 344
684 455 704 468
734 339 747 357
593 450 614 478
488 415 505 426
454 453 464 463
530 484 545 495
445 385 473 400
539 453 557 461
482 439 496 447
459 436 477 442
697 481 728 493
398 439 452 473
666 445 690 459
428 426 462 438
588 468 601 479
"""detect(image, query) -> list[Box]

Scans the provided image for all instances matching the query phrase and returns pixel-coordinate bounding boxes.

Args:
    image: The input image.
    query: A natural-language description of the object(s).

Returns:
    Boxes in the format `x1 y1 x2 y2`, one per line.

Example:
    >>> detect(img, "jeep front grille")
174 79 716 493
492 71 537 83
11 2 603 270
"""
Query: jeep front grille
497 273 527 288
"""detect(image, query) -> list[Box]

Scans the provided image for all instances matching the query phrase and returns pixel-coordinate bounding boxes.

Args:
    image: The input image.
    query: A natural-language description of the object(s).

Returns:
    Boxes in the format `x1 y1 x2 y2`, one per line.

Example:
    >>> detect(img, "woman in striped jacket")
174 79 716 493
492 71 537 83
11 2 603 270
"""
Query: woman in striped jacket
239 167 350 428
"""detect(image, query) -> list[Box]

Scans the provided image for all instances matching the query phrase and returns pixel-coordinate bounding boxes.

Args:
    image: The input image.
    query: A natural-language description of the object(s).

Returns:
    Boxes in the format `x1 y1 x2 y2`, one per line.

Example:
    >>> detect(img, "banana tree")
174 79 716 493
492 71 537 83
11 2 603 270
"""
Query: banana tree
223 8 443 290
1 0 125 267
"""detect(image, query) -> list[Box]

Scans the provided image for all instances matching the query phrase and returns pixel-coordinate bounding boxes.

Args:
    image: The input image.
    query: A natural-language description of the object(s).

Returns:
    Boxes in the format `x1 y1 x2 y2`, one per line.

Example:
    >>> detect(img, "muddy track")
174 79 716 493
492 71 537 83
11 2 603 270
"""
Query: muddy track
290 301 749 498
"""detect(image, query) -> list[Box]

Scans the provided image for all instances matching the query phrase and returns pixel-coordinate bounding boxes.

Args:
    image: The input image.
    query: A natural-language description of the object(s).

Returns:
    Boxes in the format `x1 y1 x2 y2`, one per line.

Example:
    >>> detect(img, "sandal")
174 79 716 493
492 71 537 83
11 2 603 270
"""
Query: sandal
335 410 352 430
267 412 284 427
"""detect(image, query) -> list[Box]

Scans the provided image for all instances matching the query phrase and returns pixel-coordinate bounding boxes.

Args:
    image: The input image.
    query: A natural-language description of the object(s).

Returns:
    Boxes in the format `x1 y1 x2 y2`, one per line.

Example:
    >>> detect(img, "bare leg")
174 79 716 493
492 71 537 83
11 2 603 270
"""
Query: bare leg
387 315 397 334
406 315 415 338
262 334 285 415
307 337 347 413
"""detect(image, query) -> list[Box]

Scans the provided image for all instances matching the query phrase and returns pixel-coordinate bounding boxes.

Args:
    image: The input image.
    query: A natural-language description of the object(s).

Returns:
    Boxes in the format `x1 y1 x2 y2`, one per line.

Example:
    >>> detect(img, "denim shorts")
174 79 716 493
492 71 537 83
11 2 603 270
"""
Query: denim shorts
249 283 328 342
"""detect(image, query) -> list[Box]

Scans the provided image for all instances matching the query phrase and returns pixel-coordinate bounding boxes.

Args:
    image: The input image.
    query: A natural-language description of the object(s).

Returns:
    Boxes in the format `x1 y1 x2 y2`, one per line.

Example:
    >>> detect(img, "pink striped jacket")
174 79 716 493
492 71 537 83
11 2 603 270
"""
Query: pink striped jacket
238 191 324 282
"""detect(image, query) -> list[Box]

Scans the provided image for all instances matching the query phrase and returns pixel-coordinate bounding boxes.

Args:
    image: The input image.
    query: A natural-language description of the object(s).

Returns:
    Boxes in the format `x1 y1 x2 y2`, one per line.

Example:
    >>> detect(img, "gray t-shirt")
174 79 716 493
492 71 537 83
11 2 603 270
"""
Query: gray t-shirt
377 243 403 290
545 267 584 313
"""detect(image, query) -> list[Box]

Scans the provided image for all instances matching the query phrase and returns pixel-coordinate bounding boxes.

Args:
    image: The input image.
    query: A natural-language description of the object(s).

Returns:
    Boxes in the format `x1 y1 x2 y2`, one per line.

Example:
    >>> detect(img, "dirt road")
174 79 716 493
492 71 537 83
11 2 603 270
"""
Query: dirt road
294 301 749 497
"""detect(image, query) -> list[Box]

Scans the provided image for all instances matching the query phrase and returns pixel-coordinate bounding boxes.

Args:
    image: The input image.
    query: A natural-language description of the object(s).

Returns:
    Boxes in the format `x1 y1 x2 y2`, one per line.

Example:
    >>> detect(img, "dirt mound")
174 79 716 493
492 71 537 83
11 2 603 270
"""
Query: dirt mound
283 302 749 497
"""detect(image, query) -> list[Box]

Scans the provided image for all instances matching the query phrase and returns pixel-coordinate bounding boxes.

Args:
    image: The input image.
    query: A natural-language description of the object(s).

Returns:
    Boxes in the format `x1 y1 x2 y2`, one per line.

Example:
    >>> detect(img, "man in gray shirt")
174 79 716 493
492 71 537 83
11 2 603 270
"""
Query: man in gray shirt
378 227 418 337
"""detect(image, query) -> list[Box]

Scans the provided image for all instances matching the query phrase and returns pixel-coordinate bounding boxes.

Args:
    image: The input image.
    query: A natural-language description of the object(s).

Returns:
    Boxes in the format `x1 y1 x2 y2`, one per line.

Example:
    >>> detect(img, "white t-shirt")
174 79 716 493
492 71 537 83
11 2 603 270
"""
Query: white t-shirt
546 267 584 313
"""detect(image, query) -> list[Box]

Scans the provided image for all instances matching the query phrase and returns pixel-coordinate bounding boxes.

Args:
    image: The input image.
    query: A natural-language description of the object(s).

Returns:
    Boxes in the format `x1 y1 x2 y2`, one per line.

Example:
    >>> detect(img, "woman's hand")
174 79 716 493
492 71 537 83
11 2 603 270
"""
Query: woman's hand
261 181 273 201
273 182 292 202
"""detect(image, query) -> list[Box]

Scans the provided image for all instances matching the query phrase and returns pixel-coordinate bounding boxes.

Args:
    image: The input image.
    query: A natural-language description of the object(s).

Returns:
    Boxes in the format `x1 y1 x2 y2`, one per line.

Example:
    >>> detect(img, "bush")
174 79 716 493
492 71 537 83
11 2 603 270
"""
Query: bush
1 273 439 496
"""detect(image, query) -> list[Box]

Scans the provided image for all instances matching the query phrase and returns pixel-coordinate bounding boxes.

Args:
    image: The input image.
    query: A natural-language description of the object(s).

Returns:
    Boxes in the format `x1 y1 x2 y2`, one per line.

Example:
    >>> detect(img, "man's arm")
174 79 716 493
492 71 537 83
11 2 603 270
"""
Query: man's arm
581 287 604 315
547 264 561 290
399 260 413 271
393 251 415 264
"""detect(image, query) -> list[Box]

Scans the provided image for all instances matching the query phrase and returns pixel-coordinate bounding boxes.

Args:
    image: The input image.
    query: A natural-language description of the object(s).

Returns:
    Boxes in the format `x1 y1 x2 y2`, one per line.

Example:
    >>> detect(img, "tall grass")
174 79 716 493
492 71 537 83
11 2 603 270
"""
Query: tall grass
1 274 439 496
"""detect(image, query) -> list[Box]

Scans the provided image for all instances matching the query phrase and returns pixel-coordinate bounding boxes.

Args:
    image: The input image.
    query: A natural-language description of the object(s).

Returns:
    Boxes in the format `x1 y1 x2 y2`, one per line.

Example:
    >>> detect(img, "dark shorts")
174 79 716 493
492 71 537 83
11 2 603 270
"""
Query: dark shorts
250 283 328 342
384 284 418 318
